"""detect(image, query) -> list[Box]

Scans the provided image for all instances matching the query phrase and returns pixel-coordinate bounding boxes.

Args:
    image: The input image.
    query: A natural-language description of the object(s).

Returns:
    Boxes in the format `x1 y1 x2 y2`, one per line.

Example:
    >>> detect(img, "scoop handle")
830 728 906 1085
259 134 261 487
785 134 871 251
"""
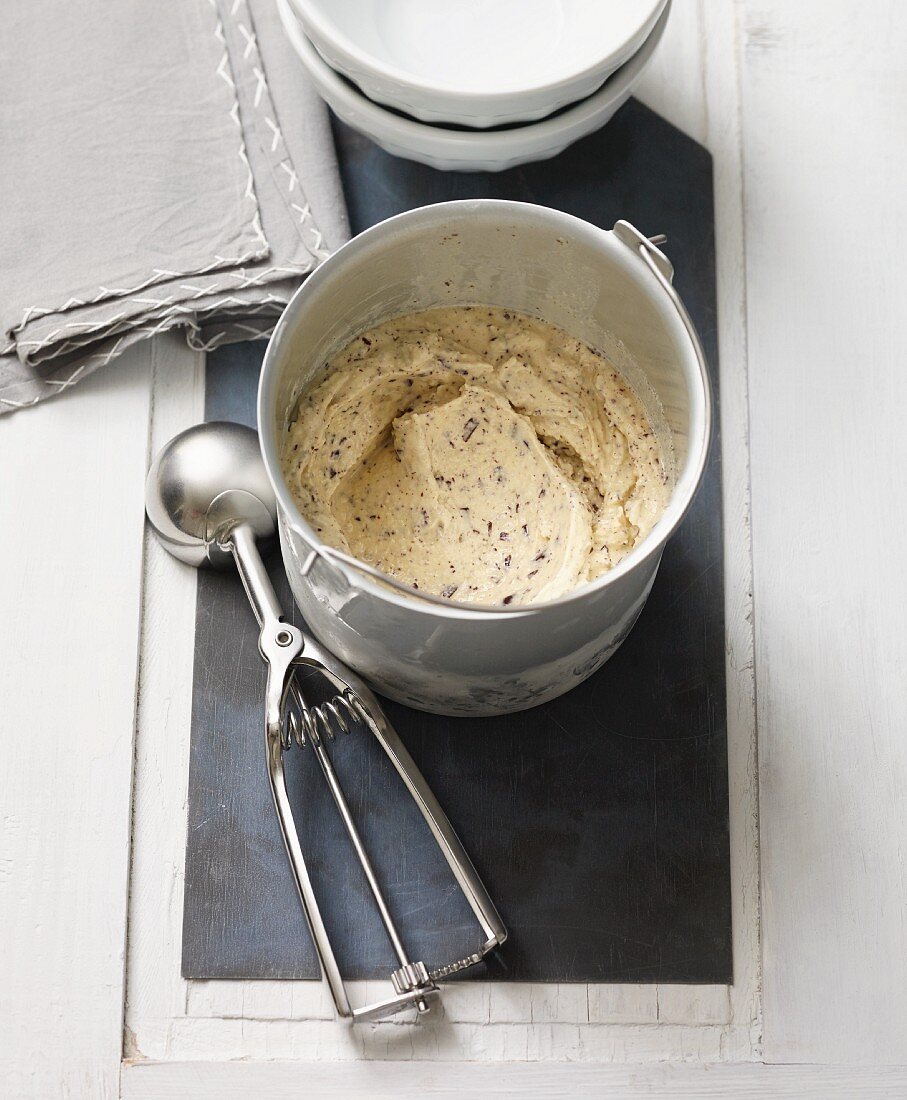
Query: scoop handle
224 522 355 1019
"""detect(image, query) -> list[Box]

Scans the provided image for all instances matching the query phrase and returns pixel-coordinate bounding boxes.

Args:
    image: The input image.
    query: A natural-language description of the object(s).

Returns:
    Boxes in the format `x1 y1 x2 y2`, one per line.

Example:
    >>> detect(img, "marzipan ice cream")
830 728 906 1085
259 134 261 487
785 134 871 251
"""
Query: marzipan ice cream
282 307 672 606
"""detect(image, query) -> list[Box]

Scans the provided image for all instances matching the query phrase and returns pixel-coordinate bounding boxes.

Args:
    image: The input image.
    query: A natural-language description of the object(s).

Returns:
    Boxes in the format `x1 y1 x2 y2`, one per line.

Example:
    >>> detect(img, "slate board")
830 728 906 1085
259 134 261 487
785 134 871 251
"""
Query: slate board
182 100 732 984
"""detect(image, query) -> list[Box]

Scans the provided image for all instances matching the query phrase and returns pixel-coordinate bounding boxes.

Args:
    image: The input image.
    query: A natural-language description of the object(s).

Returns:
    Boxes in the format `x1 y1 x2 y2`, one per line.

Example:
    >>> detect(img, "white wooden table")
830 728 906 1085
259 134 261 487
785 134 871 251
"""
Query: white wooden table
2 2 905 1096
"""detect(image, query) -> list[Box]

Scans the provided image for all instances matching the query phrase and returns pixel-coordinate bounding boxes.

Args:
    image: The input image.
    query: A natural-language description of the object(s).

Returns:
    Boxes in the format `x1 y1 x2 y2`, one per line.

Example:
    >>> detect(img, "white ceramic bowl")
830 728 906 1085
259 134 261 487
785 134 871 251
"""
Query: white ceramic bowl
278 0 669 172
286 0 668 128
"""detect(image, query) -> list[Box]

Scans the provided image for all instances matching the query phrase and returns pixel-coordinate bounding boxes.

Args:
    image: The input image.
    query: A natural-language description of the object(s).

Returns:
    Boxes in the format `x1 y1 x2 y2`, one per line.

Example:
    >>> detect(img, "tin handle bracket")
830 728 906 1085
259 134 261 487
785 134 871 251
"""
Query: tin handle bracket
612 220 713 457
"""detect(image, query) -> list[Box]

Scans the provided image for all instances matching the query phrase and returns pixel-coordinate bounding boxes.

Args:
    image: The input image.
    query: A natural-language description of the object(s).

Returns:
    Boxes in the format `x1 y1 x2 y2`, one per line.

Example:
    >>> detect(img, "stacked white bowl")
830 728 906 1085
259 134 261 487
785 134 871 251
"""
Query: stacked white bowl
277 0 671 172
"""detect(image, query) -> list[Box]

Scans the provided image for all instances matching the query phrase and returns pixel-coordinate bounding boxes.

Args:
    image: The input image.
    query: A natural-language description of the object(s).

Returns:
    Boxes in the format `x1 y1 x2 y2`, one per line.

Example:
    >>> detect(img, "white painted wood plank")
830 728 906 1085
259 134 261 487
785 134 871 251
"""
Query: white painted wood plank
0 349 152 1099
645 0 762 1054
587 984 659 1024
697 0 762 1062
144 1016 729 1064
658 984 730 1025
121 1060 907 1099
240 980 294 1020
289 978 339 1021
739 0 907 1065
185 982 245 1020
186 978 491 1025
124 334 204 1052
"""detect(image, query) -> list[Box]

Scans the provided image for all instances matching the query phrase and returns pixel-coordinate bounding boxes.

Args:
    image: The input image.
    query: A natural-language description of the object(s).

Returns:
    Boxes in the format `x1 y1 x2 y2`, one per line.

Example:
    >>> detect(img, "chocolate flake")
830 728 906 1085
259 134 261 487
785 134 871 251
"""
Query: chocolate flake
462 417 479 442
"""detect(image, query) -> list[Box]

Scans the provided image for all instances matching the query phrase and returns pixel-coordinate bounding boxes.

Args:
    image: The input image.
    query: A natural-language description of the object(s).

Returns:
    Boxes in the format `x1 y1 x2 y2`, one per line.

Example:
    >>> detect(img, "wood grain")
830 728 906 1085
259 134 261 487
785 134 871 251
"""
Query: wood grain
121 1060 907 1098
0 346 152 1098
124 336 206 1053
739 0 907 1064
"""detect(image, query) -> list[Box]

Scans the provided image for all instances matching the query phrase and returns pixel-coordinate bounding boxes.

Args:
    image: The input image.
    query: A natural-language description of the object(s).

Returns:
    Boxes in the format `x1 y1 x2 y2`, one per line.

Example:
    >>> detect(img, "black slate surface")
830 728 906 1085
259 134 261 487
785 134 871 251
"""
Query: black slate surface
182 100 732 984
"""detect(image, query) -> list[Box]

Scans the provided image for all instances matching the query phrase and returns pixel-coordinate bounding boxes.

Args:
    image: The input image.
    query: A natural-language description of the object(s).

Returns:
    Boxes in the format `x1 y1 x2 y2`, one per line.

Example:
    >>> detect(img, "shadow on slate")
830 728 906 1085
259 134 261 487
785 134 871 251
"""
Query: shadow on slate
182 98 732 984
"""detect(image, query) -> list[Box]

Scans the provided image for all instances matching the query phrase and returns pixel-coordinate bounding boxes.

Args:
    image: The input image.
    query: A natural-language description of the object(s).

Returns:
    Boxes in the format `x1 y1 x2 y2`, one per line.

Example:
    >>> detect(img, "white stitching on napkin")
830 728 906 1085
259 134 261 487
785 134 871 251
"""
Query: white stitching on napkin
212 7 268 249
252 65 267 107
187 320 275 351
20 290 293 364
263 115 281 152
290 201 326 259
0 315 190 408
0 292 284 408
231 1 331 262
278 162 298 193
13 263 312 352
237 21 257 58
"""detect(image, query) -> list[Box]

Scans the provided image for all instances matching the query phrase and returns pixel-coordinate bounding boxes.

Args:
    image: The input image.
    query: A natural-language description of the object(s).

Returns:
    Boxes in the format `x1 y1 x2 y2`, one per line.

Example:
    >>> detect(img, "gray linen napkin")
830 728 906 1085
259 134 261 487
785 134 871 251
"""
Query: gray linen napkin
0 0 348 414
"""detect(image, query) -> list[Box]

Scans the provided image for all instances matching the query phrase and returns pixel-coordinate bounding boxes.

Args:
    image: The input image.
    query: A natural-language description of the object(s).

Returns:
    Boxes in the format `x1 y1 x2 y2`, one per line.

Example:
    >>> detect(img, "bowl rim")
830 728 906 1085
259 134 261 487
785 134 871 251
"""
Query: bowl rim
279 0 669 156
258 199 712 622
287 0 668 106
